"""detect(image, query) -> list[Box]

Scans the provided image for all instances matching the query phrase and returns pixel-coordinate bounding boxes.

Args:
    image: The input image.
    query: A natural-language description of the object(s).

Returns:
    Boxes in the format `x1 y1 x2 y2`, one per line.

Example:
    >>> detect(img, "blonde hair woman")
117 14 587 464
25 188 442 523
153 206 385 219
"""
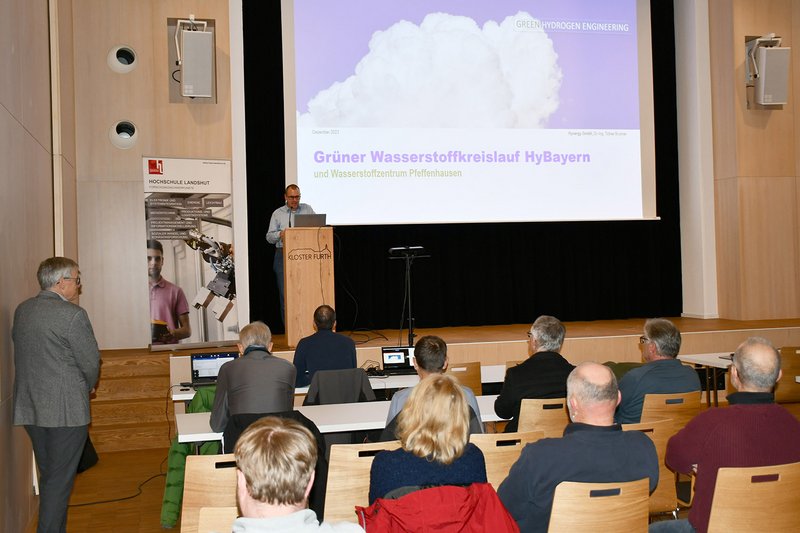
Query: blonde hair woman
368 374 487 503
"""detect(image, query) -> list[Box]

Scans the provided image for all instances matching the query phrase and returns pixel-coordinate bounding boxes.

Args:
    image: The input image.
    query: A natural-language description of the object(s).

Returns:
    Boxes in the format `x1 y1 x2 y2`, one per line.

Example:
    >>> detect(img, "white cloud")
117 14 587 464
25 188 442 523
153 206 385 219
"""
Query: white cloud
298 11 562 128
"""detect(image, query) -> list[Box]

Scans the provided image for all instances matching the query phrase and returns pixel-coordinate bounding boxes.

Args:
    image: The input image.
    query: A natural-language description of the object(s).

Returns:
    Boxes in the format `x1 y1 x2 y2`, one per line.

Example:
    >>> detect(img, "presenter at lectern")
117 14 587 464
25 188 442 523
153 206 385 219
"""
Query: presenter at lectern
266 184 315 322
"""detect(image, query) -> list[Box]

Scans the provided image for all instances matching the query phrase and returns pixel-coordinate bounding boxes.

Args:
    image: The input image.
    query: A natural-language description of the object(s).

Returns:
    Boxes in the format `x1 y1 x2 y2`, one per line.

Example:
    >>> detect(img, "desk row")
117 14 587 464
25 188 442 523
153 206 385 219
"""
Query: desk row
176 394 503 443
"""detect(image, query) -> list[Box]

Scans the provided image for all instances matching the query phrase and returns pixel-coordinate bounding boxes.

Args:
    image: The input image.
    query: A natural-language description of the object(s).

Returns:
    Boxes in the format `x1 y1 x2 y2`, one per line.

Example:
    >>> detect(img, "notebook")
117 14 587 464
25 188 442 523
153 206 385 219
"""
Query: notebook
381 346 417 375
294 213 327 227
189 351 238 386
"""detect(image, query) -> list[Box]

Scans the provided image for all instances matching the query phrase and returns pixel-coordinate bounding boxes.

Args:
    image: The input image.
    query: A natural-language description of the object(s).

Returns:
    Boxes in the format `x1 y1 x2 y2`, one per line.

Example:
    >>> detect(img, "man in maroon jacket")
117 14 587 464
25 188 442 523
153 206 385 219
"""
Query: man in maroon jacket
651 336 800 533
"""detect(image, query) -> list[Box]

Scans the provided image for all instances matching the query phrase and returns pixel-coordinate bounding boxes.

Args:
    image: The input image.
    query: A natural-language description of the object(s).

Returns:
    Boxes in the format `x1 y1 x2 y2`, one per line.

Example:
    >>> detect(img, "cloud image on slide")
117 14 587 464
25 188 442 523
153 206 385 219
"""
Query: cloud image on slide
297 11 562 129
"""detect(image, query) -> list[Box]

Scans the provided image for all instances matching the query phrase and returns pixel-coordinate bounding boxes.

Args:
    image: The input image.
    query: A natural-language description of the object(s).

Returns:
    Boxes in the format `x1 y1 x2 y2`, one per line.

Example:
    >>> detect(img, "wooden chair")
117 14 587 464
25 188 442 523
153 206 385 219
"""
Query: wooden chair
180 454 238 533
446 361 482 396
470 430 544 487
622 418 676 517
324 440 401 522
547 478 650 533
640 391 702 431
517 398 570 438
775 346 800 403
197 506 238 533
707 461 800 533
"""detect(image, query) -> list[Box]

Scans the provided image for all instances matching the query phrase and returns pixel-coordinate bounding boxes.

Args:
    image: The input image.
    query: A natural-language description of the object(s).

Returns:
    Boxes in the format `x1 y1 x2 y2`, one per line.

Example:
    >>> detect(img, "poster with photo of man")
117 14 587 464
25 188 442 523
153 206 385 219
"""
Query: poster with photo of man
143 157 238 347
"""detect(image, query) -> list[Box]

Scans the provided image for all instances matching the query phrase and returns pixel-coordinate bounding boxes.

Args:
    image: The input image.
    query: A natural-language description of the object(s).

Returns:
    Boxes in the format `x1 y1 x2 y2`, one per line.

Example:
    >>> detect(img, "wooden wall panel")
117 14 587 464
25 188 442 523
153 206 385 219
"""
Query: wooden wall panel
77 180 150 348
711 0 800 320
73 0 157 180
738 176 799 317
21 0 53 152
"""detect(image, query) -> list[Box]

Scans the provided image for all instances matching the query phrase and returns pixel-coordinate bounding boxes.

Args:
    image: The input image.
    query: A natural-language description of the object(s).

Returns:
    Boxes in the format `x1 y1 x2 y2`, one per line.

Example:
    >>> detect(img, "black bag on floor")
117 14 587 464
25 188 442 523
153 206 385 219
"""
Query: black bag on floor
77 435 99 473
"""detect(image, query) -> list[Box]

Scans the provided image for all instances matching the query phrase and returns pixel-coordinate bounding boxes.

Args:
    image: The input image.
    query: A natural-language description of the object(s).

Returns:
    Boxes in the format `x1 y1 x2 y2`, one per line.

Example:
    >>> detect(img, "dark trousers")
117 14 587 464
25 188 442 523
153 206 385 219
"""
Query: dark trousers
26 425 88 533
273 250 285 323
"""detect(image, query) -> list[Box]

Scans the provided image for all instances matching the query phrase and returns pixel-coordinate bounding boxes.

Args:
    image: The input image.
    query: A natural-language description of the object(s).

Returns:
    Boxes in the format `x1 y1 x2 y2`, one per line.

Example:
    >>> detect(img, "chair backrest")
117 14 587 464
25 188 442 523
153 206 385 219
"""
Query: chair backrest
547 478 650 533
640 391 703 432
304 368 376 405
622 418 675 515
180 454 238 533
707 461 800 533
775 347 800 403
517 398 570 438
197 506 238 533
324 440 402 522
445 361 482 396
470 430 544 487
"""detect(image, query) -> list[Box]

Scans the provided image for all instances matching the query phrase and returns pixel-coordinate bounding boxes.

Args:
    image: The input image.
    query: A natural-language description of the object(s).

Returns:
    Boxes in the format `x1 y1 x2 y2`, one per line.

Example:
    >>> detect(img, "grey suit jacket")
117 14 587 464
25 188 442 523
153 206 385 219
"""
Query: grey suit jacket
210 349 297 432
12 290 101 427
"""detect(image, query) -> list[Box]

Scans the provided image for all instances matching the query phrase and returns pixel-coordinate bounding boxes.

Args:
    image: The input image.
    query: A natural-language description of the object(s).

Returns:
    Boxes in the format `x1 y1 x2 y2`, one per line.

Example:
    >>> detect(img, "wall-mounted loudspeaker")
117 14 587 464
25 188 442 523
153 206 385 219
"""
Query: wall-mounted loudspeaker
755 47 790 105
181 30 214 98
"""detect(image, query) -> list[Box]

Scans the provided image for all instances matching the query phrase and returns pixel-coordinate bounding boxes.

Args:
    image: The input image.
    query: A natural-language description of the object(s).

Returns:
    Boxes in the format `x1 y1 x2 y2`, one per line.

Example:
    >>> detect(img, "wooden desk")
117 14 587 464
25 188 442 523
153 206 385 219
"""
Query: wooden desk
678 352 733 407
176 394 504 444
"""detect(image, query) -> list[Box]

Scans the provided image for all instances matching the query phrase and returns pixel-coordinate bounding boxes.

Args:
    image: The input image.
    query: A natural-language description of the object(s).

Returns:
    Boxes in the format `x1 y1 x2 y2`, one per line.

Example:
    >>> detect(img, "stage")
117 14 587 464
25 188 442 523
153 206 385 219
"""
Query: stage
271 317 800 368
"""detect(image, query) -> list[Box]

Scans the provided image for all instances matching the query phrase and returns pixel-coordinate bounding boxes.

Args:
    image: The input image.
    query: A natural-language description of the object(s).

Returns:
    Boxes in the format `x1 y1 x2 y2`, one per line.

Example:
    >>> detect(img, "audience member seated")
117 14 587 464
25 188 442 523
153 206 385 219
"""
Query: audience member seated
233 416 364 532
616 318 701 424
293 305 357 387
224 410 329 519
495 315 575 432
210 321 296 432
497 362 659 533
651 337 800 533
381 335 483 439
368 374 488 503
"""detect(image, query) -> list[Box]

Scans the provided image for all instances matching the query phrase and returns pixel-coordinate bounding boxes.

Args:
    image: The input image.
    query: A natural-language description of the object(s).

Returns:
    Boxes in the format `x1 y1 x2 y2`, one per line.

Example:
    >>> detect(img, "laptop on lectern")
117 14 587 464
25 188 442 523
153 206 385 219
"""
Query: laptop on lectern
294 213 327 227
381 346 417 375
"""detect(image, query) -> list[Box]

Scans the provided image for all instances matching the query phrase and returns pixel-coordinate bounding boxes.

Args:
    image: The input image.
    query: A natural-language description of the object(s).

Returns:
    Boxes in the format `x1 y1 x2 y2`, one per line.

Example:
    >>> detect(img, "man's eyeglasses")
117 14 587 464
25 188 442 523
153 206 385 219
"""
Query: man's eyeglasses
286 195 301 199
526 332 533 338
63 276 81 285
639 336 650 345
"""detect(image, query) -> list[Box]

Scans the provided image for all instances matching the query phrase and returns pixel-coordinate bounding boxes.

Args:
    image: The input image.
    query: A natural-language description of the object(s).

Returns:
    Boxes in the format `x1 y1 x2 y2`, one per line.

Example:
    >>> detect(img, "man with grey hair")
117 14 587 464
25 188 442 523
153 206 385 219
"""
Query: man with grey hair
210 321 296 432
498 362 658 533
653 337 800 533
615 318 701 423
495 315 575 432
13 257 100 533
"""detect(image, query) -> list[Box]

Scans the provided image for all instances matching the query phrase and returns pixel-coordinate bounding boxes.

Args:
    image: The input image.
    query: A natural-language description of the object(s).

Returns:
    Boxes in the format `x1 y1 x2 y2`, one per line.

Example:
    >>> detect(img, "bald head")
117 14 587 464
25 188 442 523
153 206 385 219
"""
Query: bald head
566 362 620 425
732 337 781 392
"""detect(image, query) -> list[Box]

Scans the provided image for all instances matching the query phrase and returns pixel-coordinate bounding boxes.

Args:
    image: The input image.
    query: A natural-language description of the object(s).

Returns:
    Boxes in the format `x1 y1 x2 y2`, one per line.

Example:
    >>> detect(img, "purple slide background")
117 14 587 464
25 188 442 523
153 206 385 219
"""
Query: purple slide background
292 0 640 129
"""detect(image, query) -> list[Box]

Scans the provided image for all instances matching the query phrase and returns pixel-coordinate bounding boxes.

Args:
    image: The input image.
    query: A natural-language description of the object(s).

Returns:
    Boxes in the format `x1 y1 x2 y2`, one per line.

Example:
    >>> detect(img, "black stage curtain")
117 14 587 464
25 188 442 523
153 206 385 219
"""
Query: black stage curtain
243 1 681 336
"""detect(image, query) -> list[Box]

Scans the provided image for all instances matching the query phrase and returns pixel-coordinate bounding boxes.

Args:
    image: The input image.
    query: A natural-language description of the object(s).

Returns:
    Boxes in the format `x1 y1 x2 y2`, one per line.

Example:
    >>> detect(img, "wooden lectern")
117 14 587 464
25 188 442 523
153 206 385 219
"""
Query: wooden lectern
284 227 335 347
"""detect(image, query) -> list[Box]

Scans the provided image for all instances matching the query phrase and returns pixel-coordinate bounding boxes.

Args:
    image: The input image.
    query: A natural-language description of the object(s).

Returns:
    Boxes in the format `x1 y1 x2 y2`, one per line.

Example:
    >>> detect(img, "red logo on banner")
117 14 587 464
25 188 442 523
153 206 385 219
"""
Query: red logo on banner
148 159 164 175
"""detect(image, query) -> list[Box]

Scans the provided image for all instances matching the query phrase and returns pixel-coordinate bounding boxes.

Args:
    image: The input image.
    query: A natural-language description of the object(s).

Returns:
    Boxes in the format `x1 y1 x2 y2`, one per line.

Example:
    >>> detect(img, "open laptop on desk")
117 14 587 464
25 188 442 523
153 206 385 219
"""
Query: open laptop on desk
189 351 238 387
381 346 417 376
294 213 326 227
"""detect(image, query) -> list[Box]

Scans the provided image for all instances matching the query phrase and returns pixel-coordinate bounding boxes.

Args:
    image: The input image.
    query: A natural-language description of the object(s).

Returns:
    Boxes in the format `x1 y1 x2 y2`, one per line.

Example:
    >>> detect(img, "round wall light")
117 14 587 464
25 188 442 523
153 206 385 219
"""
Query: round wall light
108 120 138 149
107 45 137 74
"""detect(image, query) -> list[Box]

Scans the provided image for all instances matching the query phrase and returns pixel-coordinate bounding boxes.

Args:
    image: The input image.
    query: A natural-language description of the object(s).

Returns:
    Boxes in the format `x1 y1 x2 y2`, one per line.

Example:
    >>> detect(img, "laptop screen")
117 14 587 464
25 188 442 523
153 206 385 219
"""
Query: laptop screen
294 213 326 227
190 351 238 385
381 346 416 374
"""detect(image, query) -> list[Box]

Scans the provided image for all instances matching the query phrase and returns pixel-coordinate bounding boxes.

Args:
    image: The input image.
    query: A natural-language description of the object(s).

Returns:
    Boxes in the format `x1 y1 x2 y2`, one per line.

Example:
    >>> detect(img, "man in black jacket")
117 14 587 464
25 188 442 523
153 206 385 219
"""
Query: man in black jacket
494 315 575 432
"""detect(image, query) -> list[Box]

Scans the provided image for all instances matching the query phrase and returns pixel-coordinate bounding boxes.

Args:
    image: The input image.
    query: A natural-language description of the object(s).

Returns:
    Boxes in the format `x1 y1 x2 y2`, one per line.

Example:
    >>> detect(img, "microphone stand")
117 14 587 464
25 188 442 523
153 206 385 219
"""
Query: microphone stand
388 246 429 347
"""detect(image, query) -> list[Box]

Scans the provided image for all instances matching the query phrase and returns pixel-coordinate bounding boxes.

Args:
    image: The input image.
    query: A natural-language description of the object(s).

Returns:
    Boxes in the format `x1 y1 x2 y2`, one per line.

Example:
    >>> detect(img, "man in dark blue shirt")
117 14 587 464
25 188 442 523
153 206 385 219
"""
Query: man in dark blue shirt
615 318 701 423
293 305 357 387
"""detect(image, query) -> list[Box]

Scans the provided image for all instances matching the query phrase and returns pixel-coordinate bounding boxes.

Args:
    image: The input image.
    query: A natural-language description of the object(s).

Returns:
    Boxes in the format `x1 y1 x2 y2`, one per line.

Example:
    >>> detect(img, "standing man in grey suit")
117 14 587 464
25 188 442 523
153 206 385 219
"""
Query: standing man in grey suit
13 257 101 533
